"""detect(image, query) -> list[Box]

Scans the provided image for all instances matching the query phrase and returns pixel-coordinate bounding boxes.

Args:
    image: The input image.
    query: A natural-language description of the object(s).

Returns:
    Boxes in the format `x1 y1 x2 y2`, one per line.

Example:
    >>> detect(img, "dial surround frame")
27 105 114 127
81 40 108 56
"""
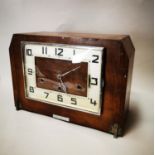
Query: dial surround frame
21 41 104 115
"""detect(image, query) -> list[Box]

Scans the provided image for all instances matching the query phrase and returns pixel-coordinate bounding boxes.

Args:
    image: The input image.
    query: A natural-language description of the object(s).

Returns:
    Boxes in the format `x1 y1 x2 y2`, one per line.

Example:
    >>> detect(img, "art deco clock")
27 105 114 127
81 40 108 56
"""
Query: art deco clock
9 32 134 137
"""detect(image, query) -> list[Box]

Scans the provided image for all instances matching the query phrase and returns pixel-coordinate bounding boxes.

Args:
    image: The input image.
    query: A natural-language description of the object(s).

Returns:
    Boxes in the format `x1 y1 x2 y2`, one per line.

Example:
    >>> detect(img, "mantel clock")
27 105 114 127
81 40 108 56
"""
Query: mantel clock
9 32 135 137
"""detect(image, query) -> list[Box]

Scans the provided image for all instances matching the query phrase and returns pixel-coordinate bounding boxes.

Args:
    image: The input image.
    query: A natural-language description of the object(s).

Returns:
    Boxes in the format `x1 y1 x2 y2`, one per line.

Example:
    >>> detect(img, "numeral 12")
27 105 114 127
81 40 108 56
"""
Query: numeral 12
55 48 63 56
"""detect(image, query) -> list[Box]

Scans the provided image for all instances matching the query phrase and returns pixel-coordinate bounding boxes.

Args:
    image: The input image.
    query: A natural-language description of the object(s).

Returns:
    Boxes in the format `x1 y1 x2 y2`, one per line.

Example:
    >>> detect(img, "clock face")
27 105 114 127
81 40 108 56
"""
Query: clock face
22 42 104 115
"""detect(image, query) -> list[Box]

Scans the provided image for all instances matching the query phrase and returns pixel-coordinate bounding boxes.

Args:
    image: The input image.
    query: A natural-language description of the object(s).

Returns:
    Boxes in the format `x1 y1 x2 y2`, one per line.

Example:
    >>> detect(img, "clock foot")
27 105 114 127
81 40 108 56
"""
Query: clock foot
111 123 122 138
15 101 22 111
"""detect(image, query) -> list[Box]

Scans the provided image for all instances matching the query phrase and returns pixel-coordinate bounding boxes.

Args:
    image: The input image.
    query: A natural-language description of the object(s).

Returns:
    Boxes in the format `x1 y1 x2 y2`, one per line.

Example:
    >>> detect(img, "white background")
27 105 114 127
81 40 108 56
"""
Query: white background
0 0 153 155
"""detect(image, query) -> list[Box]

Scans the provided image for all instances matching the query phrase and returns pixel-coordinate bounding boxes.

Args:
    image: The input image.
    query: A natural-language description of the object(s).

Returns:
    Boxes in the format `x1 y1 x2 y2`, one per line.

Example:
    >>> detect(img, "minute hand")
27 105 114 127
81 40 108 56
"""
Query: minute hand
60 66 80 77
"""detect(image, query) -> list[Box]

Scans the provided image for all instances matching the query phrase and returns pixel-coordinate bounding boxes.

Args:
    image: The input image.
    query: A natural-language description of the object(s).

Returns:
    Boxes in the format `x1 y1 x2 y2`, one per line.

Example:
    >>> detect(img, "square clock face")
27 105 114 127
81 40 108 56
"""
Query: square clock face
21 42 104 115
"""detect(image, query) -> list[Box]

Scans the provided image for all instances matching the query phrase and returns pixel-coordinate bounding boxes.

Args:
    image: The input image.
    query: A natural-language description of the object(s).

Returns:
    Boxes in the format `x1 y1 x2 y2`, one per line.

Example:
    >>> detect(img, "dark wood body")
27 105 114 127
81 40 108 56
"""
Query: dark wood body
9 32 135 137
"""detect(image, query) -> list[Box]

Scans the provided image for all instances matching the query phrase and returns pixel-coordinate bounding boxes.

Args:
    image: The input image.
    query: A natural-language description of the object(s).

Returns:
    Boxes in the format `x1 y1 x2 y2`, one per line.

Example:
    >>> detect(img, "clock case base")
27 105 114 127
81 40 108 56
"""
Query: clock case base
9 32 135 138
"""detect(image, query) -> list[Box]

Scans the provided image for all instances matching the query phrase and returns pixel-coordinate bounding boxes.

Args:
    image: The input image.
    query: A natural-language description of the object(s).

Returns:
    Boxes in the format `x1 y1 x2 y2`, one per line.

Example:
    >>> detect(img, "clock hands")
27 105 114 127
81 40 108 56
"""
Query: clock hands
57 66 80 93
60 66 80 78
57 75 67 93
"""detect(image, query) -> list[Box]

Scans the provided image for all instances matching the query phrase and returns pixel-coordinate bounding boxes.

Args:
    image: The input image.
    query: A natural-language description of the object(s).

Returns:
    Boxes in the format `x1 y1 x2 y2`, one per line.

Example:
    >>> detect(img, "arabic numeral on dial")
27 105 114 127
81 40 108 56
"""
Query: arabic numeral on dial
92 55 99 63
71 98 77 105
90 98 97 106
57 95 63 102
55 48 63 56
28 68 33 75
89 75 98 86
42 46 47 55
44 92 49 98
29 86 34 93
26 49 32 56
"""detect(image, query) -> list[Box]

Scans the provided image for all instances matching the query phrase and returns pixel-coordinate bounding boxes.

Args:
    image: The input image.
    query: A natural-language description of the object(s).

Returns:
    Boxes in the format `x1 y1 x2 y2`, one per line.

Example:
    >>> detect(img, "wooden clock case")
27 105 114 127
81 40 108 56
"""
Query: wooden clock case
9 32 135 137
